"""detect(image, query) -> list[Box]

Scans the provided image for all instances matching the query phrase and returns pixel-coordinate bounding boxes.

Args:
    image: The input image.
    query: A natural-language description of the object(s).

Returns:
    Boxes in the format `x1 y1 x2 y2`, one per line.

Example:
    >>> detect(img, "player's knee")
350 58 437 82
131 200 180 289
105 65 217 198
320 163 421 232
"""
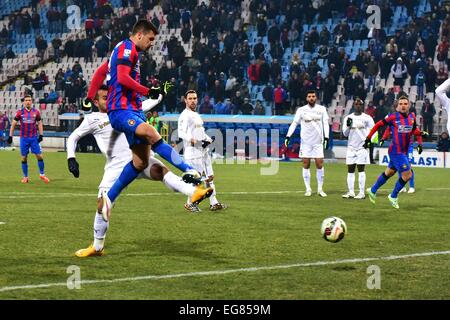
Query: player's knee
348 165 356 173
357 165 365 172
133 158 148 171
149 164 165 181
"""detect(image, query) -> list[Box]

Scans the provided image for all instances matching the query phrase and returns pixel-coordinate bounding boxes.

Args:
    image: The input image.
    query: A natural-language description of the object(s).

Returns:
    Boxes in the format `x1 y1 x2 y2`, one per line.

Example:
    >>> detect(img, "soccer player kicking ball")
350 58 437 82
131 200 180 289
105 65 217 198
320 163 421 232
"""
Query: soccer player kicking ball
178 90 227 212
363 96 423 209
8 94 50 184
285 90 330 197
342 98 374 199
436 77 450 134
69 86 213 257
83 20 200 223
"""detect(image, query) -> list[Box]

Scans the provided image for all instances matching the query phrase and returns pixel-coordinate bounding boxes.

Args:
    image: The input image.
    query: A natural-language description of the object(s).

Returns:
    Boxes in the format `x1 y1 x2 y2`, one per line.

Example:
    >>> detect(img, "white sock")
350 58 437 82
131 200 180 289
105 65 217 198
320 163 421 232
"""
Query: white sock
206 181 219 206
316 168 324 191
302 168 311 190
163 171 195 197
347 172 355 194
93 212 108 251
358 172 366 194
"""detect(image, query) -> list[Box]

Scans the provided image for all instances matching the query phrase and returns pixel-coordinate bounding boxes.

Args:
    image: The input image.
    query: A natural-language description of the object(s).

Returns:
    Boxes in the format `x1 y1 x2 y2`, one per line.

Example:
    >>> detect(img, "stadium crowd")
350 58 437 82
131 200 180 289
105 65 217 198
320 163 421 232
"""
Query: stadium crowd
0 0 450 143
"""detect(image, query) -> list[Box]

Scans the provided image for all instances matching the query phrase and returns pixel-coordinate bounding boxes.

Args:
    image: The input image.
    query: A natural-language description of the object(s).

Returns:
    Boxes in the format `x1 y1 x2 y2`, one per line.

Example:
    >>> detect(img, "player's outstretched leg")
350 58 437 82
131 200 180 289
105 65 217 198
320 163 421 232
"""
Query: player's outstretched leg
367 172 390 204
37 158 49 183
21 160 29 183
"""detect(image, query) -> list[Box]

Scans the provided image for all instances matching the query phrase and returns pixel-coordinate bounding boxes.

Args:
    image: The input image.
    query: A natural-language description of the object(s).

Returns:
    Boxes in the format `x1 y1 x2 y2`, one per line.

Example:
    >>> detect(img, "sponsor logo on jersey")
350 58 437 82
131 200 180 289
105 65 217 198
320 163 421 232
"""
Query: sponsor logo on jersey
397 124 413 133
128 119 136 126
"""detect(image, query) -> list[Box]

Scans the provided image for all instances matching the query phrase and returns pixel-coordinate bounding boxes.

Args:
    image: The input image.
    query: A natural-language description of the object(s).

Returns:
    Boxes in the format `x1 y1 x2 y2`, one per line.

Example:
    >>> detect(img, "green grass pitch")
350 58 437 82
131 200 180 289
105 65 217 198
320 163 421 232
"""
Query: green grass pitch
0 150 449 299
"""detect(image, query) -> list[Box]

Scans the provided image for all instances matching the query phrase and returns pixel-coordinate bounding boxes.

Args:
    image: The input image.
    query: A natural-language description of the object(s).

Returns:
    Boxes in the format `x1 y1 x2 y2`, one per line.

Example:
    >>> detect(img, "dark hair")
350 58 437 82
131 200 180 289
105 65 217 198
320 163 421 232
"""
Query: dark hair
306 90 317 96
99 85 109 91
22 94 33 101
354 98 364 105
185 90 197 97
132 20 159 35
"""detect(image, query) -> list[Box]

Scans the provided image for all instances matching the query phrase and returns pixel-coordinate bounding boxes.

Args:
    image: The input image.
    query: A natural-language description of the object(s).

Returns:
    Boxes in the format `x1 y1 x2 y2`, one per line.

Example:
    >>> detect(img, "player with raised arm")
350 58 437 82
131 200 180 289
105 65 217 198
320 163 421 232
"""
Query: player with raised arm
69 86 213 257
284 90 330 197
178 90 227 212
435 77 450 134
8 94 50 184
83 20 199 222
342 98 374 199
364 96 423 209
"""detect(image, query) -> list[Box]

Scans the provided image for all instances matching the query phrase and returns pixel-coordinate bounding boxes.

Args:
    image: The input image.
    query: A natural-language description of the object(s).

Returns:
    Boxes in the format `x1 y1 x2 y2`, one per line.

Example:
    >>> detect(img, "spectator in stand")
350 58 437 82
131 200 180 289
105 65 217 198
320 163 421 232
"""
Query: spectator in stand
85 15 94 38
274 84 286 115
253 100 265 115
32 73 45 99
247 60 260 85
5 46 15 59
51 36 62 63
436 132 450 152
366 56 379 92
198 95 213 114
35 35 47 61
416 68 426 100
436 67 449 86
421 98 436 139
425 63 437 93
391 57 408 88
240 98 254 115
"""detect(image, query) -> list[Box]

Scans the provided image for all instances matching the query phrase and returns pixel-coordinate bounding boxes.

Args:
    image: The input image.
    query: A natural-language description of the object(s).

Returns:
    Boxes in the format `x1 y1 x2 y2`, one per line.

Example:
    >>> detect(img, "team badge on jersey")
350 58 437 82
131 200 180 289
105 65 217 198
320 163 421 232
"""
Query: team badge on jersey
124 49 131 57
128 119 136 126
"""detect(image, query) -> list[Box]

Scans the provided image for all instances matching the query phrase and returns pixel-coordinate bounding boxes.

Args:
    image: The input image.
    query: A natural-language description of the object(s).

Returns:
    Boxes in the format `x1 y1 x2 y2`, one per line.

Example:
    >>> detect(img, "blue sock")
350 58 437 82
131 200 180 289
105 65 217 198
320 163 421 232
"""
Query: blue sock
371 173 389 194
391 177 408 198
152 139 193 172
21 161 28 177
38 160 45 175
107 161 140 203
409 170 414 188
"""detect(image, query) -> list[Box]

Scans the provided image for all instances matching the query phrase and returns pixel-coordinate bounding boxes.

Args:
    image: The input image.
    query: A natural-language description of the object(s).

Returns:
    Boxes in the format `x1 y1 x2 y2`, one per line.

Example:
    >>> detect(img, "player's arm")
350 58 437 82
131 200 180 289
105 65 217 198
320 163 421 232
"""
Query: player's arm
66 118 93 177
36 111 43 142
177 114 194 145
380 126 391 146
142 94 163 113
86 61 108 100
116 44 149 96
342 115 351 137
7 119 17 144
322 108 330 149
285 110 301 147
364 115 392 147
435 78 450 112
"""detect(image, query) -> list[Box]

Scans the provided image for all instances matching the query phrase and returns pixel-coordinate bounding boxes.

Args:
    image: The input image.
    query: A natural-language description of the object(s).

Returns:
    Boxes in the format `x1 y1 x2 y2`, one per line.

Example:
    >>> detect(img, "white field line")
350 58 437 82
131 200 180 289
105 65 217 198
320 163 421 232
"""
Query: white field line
0 222 5 225
0 188 449 198
1 250 450 293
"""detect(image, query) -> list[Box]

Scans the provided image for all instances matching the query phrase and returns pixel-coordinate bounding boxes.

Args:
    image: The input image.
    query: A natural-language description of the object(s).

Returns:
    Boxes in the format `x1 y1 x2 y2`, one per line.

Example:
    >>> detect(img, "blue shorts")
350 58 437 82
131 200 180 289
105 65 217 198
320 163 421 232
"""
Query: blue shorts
108 110 148 147
20 137 42 156
388 153 411 173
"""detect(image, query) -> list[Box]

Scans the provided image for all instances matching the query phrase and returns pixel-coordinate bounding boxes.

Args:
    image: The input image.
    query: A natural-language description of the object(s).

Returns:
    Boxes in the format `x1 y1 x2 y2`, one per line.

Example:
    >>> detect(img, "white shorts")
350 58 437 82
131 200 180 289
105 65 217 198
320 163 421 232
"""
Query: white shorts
346 147 370 165
186 153 214 178
98 156 164 198
299 143 324 159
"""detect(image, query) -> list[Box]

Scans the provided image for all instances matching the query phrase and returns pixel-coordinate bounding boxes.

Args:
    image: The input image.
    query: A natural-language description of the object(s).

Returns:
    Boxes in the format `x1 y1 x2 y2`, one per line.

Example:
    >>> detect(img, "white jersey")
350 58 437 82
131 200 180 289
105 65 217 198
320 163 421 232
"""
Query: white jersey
67 112 131 172
287 103 330 145
435 78 450 133
342 113 374 149
178 108 211 160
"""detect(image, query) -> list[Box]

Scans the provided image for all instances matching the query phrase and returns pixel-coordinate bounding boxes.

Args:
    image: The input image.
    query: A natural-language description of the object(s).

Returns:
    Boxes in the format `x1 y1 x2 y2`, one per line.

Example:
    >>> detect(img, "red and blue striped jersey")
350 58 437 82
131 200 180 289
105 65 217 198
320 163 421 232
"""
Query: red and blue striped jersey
385 112 417 154
106 39 142 112
14 107 41 138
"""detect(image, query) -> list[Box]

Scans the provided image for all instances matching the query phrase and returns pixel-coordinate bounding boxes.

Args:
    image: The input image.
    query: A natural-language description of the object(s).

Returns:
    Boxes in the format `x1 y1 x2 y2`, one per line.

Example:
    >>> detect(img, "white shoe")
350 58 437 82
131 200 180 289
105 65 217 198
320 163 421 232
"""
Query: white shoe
407 188 415 194
305 189 312 197
101 190 112 222
354 193 366 200
318 190 327 197
342 192 355 199
400 187 407 193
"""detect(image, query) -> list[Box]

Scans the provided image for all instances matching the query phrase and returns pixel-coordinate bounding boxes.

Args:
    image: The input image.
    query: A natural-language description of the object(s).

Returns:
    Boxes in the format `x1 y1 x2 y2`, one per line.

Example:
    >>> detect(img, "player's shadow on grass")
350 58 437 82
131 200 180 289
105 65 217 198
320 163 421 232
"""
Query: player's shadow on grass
120 238 230 264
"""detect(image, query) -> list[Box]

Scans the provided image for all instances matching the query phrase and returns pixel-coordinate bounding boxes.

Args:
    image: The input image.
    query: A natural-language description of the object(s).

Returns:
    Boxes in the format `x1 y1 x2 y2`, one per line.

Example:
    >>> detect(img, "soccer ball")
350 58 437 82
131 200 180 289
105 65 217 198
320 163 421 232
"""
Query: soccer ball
321 217 347 243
